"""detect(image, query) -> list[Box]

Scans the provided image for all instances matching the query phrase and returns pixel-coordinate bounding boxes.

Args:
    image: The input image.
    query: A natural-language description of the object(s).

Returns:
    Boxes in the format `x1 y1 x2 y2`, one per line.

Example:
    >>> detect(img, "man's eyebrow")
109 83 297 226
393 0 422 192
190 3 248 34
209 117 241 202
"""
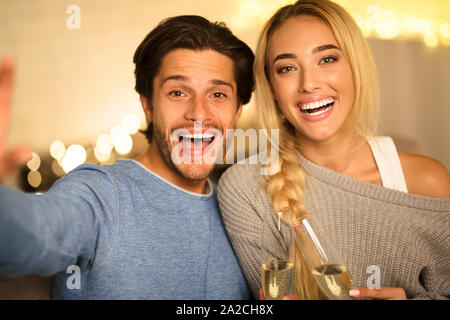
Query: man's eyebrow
209 79 234 90
161 75 189 85
162 76 234 90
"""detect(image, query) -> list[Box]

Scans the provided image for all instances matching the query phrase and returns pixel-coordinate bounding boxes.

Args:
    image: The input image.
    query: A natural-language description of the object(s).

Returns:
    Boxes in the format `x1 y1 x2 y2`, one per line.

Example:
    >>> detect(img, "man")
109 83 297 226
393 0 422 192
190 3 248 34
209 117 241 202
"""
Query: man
0 15 254 299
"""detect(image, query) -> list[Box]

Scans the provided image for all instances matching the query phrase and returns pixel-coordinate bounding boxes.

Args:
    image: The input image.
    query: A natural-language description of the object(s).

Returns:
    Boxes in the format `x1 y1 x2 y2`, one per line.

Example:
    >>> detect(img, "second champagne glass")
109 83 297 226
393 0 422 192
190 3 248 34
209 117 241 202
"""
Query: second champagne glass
293 212 355 300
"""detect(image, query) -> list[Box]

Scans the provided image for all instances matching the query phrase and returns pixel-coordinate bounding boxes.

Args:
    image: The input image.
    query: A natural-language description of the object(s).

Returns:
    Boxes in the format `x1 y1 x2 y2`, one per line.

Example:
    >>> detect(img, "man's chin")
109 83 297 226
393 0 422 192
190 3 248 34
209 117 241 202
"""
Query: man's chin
174 163 216 182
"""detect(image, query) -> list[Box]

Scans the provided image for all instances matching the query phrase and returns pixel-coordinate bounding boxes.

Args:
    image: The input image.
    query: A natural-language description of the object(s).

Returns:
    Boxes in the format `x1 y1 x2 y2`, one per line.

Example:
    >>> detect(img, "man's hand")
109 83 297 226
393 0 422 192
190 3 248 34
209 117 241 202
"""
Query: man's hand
349 287 407 300
0 58 31 182
259 288 302 300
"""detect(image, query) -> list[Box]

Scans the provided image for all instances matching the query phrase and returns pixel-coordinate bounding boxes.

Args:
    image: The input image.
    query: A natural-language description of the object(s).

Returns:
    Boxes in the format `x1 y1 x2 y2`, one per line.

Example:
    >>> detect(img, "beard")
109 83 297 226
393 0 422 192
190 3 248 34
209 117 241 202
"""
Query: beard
152 121 221 181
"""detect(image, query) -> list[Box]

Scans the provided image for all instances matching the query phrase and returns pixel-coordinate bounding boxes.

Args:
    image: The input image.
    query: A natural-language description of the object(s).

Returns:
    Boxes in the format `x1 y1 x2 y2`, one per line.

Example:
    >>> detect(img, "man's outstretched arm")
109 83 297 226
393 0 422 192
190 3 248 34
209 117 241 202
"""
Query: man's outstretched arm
0 58 118 278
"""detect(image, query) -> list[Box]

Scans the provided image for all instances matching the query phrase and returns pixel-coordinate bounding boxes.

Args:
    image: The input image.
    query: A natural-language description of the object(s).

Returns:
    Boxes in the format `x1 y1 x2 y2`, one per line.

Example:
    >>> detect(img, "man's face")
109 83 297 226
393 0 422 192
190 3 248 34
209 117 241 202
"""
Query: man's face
143 49 242 181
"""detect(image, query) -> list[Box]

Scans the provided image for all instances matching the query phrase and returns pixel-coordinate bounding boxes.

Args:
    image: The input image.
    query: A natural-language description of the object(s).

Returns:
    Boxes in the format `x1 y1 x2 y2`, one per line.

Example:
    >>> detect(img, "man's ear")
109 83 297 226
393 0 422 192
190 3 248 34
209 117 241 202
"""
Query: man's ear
140 96 152 123
234 104 243 126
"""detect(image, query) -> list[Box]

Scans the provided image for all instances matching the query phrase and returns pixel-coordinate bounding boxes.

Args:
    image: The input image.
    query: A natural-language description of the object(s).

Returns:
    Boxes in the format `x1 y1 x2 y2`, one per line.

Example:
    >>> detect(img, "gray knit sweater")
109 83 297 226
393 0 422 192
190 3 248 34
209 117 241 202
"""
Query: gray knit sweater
217 154 450 300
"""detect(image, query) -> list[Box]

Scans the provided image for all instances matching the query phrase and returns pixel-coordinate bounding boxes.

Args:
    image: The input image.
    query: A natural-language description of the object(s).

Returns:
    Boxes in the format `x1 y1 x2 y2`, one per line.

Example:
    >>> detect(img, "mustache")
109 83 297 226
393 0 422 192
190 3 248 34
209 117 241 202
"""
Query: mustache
170 121 224 133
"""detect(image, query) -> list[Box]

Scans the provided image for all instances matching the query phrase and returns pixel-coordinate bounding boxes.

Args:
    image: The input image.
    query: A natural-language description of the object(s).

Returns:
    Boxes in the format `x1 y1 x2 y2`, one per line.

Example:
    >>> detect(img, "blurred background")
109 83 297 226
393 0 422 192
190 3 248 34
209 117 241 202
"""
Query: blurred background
1 0 449 191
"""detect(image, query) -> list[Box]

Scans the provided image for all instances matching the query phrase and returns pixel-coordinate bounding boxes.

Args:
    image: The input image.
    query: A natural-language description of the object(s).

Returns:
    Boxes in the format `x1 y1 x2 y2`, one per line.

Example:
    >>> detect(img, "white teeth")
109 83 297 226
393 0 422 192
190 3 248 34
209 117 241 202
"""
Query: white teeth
300 98 334 111
178 133 215 141
307 105 332 116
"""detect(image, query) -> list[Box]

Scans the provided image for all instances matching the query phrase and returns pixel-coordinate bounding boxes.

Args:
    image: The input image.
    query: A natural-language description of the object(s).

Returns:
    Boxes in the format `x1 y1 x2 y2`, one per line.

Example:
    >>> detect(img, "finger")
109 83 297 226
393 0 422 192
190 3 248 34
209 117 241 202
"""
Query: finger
0 146 32 182
0 58 15 155
349 287 406 300
259 288 265 300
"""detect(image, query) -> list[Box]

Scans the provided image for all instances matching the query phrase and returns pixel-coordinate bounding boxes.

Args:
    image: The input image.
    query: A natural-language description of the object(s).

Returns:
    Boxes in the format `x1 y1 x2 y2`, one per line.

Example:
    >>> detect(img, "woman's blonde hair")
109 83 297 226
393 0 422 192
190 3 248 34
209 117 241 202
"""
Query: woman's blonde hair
255 0 379 299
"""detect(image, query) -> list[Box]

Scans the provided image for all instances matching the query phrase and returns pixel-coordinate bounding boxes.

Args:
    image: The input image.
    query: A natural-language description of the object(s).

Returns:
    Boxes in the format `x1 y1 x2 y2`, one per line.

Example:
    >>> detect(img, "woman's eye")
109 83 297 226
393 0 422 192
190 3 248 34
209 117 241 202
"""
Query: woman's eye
320 56 337 64
276 66 296 74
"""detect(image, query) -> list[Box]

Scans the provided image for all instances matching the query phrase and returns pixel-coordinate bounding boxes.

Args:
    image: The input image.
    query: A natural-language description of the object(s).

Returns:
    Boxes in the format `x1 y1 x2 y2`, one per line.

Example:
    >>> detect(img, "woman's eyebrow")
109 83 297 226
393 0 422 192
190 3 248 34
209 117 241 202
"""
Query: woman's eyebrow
312 44 340 53
271 44 340 65
272 53 297 65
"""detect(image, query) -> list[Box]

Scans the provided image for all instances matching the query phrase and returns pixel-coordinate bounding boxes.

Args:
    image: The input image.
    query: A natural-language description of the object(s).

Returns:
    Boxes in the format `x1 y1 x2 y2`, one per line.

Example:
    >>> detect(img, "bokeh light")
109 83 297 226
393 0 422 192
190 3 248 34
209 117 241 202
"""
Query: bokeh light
112 132 133 155
61 144 87 173
96 134 114 155
27 170 42 188
26 152 41 171
122 114 141 135
50 140 66 160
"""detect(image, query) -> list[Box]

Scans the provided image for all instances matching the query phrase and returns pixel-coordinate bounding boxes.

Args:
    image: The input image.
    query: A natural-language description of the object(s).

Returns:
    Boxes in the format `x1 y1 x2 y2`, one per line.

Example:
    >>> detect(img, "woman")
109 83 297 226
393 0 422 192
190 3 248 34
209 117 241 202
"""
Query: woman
218 0 450 300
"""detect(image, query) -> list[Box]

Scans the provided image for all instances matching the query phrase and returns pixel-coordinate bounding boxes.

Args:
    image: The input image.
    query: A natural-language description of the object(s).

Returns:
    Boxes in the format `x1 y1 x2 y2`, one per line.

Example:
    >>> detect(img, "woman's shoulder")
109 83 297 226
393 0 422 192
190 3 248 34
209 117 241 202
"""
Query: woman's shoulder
398 151 450 198
218 163 266 190
216 163 269 236
217 163 269 212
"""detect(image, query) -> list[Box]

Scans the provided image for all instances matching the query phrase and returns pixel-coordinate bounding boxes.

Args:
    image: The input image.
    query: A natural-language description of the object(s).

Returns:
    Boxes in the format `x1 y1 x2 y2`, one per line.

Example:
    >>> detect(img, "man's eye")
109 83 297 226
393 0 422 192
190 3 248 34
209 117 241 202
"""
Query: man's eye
169 90 184 97
320 56 337 64
276 66 296 74
212 92 226 98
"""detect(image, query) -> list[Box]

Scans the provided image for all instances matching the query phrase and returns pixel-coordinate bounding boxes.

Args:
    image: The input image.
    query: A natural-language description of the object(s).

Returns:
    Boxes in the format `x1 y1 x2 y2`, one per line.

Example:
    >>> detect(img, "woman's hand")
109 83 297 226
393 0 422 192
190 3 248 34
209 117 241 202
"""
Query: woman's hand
259 288 302 300
0 58 32 182
349 287 407 300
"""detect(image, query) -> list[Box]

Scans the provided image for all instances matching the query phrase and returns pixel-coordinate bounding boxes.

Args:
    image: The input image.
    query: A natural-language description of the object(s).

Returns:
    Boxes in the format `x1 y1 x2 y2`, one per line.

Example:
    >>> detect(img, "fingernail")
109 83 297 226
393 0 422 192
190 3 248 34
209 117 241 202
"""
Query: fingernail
349 289 360 296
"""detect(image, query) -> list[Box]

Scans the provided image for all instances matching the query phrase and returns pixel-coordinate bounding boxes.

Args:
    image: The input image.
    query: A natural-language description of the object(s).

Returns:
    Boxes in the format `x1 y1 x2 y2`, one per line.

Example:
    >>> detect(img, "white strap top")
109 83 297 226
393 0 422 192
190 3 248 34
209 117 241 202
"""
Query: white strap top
367 136 408 192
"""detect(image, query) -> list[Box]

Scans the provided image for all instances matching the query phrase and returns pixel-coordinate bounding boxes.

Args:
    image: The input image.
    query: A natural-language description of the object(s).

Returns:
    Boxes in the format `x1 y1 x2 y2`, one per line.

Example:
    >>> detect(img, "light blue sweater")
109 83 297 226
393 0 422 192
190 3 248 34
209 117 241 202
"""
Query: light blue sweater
0 160 251 299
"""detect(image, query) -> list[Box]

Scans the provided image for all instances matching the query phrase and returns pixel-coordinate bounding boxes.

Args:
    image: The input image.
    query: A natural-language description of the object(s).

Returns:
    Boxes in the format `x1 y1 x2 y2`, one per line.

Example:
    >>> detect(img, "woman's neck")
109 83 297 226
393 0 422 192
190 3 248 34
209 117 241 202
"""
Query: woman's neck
297 129 367 175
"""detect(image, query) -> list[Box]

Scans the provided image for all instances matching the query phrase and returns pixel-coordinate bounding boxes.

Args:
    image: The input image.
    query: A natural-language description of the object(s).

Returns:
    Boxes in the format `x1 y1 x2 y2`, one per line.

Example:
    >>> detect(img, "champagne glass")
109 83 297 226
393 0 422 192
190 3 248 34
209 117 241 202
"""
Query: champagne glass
260 209 295 300
293 213 355 300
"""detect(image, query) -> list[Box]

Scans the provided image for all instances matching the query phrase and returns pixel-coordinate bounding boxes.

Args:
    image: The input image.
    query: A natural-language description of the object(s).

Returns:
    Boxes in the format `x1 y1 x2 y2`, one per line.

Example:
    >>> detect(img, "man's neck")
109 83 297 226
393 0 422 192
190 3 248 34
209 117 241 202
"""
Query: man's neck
134 143 208 195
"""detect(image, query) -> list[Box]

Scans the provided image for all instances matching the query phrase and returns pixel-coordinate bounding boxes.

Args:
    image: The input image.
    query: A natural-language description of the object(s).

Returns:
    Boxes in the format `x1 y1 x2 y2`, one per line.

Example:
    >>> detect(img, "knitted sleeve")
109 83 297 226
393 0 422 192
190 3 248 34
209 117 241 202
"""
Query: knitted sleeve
217 163 267 299
410 211 450 300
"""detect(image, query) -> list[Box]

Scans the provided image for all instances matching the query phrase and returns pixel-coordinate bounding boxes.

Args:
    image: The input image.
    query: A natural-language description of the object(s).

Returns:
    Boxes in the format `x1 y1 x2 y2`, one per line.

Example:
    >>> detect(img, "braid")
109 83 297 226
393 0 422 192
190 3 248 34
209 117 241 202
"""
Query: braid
265 131 327 299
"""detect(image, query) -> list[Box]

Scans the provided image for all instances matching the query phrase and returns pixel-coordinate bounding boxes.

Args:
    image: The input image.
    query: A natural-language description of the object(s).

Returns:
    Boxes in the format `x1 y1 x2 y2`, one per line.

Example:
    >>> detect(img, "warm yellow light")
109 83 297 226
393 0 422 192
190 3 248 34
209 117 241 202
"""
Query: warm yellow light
94 145 111 163
61 144 87 173
96 134 114 155
377 10 400 39
240 0 262 17
113 132 133 155
334 0 449 47
51 160 65 177
424 33 439 47
110 125 123 139
440 23 450 38
402 17 417 35
27 170 42 188
122 114 141 135
26 152 41 171
50 140 66 160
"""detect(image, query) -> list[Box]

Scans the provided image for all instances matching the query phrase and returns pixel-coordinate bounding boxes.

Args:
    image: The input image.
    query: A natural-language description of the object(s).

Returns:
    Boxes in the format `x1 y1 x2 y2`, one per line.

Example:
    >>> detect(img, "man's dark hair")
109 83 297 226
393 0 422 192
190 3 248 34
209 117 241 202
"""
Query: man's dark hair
133 15 254 143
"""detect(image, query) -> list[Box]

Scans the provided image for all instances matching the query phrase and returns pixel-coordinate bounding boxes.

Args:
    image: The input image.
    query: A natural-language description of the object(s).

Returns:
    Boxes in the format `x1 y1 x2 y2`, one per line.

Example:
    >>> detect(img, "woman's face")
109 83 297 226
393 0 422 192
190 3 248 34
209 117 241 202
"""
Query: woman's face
266 15 355 143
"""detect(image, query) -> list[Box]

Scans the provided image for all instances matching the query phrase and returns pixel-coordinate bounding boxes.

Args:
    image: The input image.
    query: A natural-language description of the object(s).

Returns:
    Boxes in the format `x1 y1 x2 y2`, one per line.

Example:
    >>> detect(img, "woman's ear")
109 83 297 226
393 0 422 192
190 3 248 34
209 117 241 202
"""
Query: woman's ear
140 96 152 123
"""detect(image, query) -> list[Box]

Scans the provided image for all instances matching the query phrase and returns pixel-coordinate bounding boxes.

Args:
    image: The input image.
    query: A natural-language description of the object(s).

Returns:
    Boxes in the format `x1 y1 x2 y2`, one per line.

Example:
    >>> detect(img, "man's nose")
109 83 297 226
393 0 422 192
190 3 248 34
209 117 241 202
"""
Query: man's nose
185 95 212 122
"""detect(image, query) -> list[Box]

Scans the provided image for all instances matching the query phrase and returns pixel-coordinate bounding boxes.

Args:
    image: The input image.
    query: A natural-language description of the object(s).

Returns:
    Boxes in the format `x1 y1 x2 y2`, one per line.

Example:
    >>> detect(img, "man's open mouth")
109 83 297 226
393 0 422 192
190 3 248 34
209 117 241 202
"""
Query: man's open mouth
177 133 216 146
